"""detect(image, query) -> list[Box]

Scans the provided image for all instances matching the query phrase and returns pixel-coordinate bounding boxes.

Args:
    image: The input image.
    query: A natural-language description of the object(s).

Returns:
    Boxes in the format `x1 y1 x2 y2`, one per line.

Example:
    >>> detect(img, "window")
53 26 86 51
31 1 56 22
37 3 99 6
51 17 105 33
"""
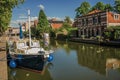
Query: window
98 16 101 24
93 17 97 25
82 19 85 26
86 18 88 25
114 14 119 20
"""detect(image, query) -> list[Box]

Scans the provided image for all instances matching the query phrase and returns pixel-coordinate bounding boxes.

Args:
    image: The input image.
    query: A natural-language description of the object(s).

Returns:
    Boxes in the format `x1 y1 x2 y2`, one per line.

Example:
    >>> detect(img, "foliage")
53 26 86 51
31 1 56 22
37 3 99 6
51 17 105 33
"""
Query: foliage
75 1 91 16
23 31 28 37
108 26 120 30
114 30 120 39
104 4 114 11
114 0 120 13
62 17 77 38
104 31 111 39
31 27 36 37
64 16 72 24
51 16 77 39
91 2 105 11
37 9 51 36
0 0 24 35
103 26 120 40
62 17 72 35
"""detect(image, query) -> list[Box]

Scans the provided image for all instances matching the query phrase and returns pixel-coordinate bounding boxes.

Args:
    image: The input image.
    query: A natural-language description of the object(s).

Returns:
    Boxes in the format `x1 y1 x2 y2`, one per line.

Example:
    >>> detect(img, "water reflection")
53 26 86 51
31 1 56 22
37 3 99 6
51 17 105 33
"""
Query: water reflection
8 40 120 80
50 40 120 80
8 62 53 80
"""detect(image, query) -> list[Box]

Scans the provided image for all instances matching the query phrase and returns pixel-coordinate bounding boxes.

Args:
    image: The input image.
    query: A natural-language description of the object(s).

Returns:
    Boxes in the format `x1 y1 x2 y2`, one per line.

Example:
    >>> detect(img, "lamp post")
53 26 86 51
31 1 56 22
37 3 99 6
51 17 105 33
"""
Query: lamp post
28 9 32 47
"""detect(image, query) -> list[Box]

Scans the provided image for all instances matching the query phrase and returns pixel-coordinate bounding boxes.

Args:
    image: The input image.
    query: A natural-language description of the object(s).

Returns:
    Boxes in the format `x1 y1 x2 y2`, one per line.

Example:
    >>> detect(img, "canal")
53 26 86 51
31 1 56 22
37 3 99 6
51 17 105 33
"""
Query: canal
8 40 120 80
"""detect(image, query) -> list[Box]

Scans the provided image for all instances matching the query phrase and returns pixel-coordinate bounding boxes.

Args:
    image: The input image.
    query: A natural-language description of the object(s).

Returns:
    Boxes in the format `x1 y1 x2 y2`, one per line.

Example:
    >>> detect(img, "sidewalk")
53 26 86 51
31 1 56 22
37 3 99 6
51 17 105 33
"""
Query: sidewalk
70 38 120 47
0 36 8 80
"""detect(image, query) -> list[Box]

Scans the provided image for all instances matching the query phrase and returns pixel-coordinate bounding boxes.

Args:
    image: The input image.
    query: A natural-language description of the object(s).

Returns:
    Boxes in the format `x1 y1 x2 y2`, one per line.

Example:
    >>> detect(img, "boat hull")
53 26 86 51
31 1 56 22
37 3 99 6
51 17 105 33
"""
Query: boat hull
8 54 45 72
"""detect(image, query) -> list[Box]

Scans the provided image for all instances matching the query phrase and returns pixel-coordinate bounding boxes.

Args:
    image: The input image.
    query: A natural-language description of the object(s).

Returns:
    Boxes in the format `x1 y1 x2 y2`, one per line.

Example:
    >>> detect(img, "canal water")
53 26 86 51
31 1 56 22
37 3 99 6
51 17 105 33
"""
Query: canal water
8 40 120 80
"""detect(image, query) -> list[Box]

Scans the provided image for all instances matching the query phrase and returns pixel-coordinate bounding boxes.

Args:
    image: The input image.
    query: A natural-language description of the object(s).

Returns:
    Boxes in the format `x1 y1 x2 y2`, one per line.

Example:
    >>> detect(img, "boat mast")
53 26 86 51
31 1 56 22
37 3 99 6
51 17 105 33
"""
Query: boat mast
28 9 31 47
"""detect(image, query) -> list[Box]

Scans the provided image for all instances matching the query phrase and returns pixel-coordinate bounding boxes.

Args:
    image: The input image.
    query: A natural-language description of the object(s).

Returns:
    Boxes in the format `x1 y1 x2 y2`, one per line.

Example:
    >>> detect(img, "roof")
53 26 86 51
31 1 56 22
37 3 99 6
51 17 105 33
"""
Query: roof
107 12 120 23
88 10 101 15
51 23 63 29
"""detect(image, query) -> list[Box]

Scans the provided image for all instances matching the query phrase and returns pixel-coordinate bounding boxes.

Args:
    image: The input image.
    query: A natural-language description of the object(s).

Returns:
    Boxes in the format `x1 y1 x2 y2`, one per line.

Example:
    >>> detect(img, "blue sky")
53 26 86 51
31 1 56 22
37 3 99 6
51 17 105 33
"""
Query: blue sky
11 0 114 27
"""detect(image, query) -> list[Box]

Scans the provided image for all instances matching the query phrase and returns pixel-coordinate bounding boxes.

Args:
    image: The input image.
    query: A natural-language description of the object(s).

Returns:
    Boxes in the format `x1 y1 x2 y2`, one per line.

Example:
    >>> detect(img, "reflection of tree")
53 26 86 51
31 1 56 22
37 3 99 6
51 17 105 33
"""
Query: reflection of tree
50 40 120 75
76 44 120 75
51 40 71 54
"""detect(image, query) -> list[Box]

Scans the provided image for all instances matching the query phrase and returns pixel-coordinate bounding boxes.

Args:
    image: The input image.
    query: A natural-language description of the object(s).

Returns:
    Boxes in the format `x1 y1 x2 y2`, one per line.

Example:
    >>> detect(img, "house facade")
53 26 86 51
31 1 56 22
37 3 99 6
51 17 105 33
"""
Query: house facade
74 10 120 38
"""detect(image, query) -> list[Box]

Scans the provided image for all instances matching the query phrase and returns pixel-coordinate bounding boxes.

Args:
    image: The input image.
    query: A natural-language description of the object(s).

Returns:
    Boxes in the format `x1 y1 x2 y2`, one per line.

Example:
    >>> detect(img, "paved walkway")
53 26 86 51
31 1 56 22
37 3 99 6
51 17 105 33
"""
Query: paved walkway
0 36 8 80
70 38 120 47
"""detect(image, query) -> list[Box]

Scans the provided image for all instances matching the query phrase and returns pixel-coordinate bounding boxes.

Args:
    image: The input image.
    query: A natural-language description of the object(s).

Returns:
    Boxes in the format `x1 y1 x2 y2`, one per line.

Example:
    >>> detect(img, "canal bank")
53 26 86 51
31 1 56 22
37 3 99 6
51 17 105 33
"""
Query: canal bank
70 38 120 48
0 35 8 80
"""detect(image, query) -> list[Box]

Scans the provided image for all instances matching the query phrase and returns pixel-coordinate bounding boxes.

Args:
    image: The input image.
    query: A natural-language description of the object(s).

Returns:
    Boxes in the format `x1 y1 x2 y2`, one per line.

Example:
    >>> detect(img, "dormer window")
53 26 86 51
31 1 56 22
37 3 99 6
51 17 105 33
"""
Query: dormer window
114 14 119 20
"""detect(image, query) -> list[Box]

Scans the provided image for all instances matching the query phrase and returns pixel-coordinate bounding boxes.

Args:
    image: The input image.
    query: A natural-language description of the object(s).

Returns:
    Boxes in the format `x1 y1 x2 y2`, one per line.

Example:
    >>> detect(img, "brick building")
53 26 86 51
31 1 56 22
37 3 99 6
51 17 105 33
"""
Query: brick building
74 10 120 38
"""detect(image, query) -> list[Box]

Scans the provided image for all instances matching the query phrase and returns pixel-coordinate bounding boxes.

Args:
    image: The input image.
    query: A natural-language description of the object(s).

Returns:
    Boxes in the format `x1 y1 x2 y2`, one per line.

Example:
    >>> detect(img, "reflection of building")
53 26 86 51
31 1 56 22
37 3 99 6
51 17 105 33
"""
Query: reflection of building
74 10 120 38
106 58 120 69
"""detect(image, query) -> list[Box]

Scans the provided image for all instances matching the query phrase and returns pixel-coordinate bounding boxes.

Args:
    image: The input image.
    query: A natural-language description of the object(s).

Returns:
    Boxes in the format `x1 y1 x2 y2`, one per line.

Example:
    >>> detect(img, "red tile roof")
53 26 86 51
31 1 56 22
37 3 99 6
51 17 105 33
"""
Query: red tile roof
51 23 63 29
88 10 101 15
107 12 120 23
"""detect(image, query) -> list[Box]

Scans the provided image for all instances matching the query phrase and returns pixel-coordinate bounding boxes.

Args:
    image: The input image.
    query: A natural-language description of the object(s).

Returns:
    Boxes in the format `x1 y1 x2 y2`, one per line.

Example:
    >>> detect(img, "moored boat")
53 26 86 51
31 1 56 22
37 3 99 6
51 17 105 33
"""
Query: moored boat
7 39 54 70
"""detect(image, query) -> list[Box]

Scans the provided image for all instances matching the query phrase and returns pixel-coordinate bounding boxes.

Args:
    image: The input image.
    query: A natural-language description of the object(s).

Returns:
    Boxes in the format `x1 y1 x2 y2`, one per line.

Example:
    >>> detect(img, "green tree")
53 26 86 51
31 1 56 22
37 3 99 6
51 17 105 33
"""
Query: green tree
64 16 72 24
31 27 36 37
62 17 77 39
37 9 51 36
0 0 24 35
114 0 120 13
92 2 105 11
75 1 91 16
105 4 113 11
62 16 72 30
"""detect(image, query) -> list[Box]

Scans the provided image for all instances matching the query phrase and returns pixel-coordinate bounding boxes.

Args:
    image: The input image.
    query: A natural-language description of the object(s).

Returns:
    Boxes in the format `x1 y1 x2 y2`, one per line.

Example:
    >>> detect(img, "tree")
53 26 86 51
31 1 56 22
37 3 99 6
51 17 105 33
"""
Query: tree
62 16 72 30
37 9 51 47
92 2 105 11
64 16 72 24
37 9 50 35
0 0 24 35
75 1 91 16
114 0 120 13
104 4 113 11
62 16 77 38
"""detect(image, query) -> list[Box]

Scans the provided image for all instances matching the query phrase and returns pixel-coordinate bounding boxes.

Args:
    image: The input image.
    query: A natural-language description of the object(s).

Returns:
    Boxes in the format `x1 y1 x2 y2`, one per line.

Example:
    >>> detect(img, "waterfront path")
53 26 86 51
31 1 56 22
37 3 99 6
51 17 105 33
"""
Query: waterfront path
0 35 8 80
70 38 120 47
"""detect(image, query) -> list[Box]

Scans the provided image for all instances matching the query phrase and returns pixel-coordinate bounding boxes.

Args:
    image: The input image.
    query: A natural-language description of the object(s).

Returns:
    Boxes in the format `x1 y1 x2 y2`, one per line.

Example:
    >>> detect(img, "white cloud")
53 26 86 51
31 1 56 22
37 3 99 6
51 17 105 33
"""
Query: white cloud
38 4 44 10
10 20 19 27
47 16 74 22
10 16 38 27
47 16 64 21
31 16 38 21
